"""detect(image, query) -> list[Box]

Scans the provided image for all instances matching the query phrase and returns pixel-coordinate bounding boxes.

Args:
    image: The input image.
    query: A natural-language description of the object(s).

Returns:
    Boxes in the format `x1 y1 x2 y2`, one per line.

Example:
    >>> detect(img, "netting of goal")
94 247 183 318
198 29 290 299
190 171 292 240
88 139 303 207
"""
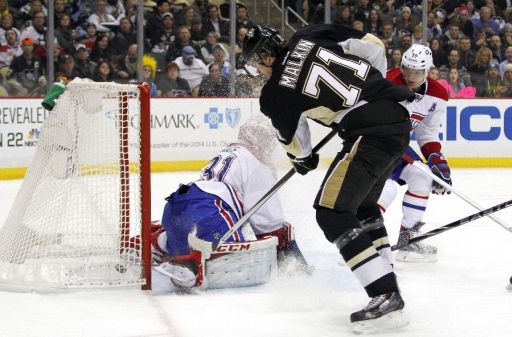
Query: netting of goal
0 79 151 291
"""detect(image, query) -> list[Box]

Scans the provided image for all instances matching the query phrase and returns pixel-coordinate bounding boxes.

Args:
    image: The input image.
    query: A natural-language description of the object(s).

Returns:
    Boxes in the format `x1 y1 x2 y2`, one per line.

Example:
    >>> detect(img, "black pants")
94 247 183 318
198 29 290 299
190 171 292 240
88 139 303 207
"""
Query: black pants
314 100 410 296
314 100 410 241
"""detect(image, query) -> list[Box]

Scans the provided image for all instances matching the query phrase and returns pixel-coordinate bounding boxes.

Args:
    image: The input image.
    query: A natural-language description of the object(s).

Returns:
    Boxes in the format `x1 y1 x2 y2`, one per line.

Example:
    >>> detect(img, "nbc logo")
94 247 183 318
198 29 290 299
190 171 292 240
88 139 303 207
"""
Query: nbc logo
25 128 41 146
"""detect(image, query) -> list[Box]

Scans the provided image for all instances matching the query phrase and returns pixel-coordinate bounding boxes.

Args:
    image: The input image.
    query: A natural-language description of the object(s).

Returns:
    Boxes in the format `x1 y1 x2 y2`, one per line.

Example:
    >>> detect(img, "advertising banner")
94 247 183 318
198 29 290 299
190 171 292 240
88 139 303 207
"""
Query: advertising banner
1 97 512 178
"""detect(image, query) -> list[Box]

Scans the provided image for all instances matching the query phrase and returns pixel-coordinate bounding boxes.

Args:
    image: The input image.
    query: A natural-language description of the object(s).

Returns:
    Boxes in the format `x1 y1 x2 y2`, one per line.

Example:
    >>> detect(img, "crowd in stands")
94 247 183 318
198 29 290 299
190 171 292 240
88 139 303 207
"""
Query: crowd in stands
0 0 512 98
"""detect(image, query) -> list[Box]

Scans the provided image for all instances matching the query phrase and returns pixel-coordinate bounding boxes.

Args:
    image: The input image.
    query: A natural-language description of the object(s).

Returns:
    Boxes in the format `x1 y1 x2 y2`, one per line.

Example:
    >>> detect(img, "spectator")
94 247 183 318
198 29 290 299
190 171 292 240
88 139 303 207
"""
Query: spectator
471 6 501 38
117 43 138 81
352 20 364 32
145 0 171 40
19 0 47 21
198 63 230 97
105 0 126 22
177 6 199 29
439 49 472 86
312 0 340 24
388 48 402 69
150 12 176 54
234 27 247 57
500 23 512 49
190 16 206 43
53 0 72 28
499 46 512 79
458 36 476 69
399 33 412 52
89 33 112 63
55 14 74 55
430 37 446 68
201 30 219 64
110 17 137 57
56 54 80 81
500 64 512 96
381 21 399 53
87 0 119 33
202 4 229 41
156 61 191 97
365 8 383 37
429 67 441 81
334 5 353 27
20 11 46 47
0 29 21 68
474 28 490 51
71 0 96 27
8 37 46 96
426 11 443 41
353 0 372 23
92 60 114 82
208 43 230 77
0 0 11 19
0 14 20 46
480 61 508 97
142 54 158 96
453 5 474 39
438 68 477 98
173 45 208 90
411 24 423 45
73 43 96 79
443 24 464 54
76 22 98 50
489 33 504 63
191 0 209 19
236 3 255 30
468 46 493 89
395 6 417 38
166 25 202 63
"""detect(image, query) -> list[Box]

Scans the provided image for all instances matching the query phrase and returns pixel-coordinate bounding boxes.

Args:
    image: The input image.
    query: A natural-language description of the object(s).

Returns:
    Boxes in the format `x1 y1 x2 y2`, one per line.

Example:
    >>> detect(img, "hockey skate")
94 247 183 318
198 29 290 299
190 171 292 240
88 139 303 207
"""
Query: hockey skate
507 276 512 291
395 222 438 263
351 292 408 334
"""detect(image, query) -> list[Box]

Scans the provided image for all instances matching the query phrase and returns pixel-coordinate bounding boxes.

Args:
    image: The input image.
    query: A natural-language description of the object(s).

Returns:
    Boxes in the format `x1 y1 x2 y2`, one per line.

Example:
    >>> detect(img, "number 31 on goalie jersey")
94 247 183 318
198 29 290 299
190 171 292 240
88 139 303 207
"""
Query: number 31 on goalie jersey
201 154 236 181
303 48 370 108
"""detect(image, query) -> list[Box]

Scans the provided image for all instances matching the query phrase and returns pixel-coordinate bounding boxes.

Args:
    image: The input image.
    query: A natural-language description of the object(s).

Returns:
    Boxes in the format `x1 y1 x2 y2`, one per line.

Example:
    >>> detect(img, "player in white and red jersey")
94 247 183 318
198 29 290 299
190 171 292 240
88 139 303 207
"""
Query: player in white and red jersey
378 44 450 263
145 115 310 291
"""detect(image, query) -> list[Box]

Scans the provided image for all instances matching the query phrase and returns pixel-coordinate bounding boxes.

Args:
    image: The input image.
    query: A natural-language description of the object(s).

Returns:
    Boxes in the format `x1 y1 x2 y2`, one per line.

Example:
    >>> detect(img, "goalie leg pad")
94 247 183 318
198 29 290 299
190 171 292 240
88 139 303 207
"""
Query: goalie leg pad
205 236 278 289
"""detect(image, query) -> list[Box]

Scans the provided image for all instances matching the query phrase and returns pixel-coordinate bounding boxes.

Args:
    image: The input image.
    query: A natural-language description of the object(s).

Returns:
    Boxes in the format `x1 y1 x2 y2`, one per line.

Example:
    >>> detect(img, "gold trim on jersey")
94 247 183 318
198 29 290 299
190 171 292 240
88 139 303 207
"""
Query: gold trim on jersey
319 136 362 208
280 135 303 157
304 106 339 126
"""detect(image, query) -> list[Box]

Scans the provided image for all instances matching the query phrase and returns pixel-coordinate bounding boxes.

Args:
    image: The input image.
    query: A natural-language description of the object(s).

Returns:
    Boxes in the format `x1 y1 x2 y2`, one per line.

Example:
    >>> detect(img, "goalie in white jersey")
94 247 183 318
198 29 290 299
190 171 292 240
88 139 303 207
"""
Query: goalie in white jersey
378 44 451 263
148 115 310 290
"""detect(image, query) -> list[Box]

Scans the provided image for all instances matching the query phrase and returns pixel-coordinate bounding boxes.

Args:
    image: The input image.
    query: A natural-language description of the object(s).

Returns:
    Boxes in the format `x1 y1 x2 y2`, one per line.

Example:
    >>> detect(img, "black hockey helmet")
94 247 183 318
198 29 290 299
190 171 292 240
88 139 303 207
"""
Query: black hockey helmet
240 24 284 66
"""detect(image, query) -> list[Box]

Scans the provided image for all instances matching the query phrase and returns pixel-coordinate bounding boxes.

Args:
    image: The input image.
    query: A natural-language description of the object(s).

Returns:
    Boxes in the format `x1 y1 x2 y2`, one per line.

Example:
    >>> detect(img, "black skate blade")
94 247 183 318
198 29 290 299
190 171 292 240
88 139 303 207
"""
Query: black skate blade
351 309 409 334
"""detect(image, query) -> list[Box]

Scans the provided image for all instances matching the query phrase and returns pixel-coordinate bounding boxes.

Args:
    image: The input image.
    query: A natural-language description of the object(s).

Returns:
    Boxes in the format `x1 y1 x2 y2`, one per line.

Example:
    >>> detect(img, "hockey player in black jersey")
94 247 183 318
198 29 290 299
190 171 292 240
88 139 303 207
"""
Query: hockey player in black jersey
241 24 415 333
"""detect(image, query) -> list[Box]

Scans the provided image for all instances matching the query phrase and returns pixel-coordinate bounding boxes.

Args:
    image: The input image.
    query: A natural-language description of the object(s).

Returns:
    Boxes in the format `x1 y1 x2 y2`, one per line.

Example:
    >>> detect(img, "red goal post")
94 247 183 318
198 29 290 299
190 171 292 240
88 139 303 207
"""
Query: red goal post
0 79 151 291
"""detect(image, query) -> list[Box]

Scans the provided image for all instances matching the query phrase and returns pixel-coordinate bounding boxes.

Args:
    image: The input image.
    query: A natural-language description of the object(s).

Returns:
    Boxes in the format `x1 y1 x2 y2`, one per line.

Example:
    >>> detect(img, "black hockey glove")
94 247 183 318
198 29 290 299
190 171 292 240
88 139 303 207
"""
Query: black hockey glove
288 153 319 175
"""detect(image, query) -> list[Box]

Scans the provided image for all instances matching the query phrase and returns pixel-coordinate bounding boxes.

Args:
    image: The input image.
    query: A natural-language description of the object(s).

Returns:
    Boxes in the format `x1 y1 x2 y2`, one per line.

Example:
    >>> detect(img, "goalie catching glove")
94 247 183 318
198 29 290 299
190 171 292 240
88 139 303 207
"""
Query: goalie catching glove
427 152 451 195
287 153 319 175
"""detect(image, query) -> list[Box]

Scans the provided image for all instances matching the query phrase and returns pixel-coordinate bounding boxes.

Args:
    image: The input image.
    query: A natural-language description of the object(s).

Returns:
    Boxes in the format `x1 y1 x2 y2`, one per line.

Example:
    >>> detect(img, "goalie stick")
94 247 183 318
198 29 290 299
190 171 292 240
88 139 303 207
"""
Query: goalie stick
391 198 512 251
402 153 512 233
188 128 338 257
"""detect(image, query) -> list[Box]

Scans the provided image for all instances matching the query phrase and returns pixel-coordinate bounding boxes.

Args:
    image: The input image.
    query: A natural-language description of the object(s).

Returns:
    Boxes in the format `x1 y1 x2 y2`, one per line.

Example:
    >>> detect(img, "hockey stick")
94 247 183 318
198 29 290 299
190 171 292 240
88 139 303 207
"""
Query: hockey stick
188 128 338 256
391 198 512 251
403 154 512 233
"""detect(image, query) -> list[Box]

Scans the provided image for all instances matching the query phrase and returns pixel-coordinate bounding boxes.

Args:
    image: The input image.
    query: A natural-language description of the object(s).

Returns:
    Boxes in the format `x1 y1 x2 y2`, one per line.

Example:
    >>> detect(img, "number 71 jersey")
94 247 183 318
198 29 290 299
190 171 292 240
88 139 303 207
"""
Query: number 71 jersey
260 24 413 144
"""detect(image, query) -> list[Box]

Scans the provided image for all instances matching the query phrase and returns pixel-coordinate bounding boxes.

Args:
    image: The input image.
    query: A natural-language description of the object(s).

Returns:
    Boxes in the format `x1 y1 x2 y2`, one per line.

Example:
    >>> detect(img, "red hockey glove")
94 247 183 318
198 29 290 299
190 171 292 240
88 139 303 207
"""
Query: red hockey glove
427 152 452 195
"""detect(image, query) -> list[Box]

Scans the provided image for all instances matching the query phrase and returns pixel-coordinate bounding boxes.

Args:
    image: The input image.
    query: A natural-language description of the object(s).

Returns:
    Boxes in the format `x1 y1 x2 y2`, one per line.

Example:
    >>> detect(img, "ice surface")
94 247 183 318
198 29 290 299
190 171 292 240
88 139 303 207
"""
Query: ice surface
1 168 511 337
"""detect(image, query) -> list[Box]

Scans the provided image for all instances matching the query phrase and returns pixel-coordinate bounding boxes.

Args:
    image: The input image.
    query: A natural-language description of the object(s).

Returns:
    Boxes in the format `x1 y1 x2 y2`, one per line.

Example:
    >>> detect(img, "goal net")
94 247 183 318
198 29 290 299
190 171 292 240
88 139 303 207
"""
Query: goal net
0 79 151 291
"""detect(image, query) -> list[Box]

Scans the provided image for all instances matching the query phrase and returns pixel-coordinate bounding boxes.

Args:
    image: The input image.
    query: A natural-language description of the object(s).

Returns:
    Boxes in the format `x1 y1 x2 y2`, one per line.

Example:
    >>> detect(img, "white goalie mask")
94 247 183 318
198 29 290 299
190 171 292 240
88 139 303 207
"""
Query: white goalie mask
401 44 433 89
238 115 276 163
